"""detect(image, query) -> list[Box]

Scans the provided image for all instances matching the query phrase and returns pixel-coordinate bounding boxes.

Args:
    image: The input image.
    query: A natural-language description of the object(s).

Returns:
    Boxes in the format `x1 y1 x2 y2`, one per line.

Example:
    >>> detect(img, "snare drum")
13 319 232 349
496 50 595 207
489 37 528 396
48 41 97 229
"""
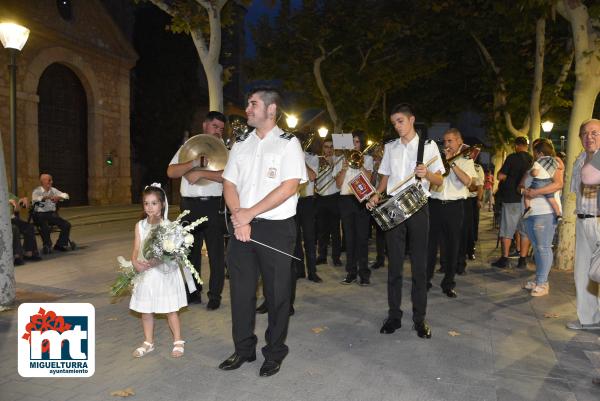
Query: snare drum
371 182 428 231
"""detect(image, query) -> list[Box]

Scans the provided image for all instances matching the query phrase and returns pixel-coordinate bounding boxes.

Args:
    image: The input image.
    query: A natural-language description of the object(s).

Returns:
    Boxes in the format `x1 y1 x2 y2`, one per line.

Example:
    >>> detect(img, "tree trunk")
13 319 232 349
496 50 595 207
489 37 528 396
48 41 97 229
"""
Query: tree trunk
313 48 343 133
529 18 545 142
555 84 599 270
0 129 15 307
202 61 224 112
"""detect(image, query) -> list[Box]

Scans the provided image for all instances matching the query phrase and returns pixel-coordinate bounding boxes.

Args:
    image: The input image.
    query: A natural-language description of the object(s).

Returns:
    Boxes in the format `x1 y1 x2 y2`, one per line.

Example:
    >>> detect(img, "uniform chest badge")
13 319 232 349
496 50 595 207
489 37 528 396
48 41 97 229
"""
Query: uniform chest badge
267 167 277 179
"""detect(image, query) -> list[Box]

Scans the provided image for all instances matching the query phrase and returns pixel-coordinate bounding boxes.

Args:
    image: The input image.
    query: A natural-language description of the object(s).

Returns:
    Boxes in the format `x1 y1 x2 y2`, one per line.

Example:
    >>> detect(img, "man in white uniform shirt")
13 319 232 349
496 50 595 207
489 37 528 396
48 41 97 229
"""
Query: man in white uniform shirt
334 131 373 285
219 87 307 377
31 174 72 254
167 111 227 310
427 129 476 298
368 103 444 339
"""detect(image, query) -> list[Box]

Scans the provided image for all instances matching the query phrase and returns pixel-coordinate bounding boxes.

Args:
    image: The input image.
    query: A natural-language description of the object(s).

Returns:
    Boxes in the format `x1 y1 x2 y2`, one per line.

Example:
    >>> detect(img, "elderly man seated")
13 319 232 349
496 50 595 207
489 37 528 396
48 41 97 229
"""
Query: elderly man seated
31 173 73 254
9 192 41 265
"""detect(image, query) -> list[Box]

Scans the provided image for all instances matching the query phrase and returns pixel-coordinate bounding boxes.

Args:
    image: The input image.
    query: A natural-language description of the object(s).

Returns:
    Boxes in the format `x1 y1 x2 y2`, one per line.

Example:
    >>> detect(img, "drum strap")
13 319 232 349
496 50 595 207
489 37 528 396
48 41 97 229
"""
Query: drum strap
416 135 425 181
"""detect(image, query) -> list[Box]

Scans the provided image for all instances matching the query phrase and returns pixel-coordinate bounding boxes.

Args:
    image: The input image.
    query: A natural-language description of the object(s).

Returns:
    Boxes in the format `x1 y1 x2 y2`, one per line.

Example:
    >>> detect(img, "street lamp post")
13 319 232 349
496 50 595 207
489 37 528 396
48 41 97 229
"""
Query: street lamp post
0 22 30 193
560 135 566 152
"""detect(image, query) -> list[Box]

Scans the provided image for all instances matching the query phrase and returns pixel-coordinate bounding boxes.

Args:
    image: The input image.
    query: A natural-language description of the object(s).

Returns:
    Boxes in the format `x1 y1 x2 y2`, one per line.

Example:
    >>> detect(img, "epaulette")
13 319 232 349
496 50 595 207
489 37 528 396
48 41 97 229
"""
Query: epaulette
236 132 250 142
425 139 433 144
279 131 294 140
384 137 397 145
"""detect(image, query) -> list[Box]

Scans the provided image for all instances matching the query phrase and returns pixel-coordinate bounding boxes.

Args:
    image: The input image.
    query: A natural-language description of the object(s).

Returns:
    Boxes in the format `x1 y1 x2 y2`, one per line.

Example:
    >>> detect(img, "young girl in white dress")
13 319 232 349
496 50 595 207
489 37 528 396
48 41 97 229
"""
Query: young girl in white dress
130 184 188 358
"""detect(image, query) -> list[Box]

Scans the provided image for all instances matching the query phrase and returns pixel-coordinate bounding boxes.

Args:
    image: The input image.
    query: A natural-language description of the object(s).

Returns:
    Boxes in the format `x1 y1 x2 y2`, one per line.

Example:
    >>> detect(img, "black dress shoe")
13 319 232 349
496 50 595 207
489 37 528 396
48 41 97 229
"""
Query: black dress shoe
380 317 402 334
24 254 42 261
53 245 68 252
187 291 202 304
14 257 24 266
370 261 383 270
427 282 433 291
315 257 327 265
333 259 343 267
289 306 295 316
340 275 357 285
443 289 458 298
256 302 268 314
218 352 256 370
491 256 509 268
307 274 323 283
358 277 370 286
42 245 52 254
206 299 220 310
456 269 466 276
259 360 281 377
413 321 432 339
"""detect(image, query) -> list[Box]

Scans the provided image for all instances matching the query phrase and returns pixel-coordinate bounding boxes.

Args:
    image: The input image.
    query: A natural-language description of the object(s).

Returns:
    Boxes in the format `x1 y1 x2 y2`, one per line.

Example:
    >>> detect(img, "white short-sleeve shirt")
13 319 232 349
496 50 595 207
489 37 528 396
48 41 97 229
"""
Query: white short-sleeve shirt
378 135 444 196
469 163 485 198
169 135 224 197
333 154 373 195
222 126 307 220
430 157 476 200
299 153 319 197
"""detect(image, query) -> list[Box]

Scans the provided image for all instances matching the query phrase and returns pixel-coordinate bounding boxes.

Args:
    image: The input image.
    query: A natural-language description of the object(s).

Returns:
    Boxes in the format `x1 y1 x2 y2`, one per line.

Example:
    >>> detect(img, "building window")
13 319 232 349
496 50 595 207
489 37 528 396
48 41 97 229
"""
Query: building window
57 0 73 21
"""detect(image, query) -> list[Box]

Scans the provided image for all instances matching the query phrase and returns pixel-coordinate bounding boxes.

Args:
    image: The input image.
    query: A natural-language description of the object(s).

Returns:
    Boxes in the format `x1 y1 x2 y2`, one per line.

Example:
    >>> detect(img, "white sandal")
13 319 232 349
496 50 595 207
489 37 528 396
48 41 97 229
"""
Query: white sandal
132 341 154 358
172 340 185 358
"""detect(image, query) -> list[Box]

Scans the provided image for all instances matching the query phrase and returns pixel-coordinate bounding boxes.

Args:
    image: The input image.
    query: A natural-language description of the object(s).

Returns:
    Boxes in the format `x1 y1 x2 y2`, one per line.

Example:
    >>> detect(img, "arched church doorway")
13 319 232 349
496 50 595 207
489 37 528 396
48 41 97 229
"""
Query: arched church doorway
37 63 88 205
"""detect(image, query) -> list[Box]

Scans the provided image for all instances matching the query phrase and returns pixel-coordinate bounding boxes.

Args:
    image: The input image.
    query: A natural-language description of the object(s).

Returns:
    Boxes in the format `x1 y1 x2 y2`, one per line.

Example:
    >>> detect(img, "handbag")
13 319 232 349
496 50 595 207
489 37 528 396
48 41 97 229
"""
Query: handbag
589 242 600 282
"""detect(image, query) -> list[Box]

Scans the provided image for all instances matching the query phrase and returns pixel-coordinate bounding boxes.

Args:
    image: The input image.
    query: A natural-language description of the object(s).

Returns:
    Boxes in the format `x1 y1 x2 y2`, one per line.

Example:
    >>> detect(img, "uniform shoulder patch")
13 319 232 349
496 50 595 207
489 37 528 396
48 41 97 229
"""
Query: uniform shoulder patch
236 132 250 142
384 137 397 145
425 139 434 144
279 131 294 140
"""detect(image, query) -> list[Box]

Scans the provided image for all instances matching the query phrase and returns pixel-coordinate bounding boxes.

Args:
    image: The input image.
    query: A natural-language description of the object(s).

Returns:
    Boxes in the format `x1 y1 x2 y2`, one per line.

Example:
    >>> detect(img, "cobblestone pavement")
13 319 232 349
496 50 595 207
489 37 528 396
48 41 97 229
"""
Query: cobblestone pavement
1 206 599 401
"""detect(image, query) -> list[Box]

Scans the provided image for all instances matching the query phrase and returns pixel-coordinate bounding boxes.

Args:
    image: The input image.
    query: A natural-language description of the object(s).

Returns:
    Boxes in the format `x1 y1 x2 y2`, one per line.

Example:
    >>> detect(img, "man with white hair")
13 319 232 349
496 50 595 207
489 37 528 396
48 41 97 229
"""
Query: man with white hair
31 173 72 254
567 119 600 330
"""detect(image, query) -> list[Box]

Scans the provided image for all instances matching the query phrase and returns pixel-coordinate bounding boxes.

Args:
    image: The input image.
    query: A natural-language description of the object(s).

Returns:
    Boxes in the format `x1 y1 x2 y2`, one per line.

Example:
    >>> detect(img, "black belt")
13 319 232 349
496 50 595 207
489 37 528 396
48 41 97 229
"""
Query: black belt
182 196 221 201
251 217 294 223
577 214 600 219
430 198 462 205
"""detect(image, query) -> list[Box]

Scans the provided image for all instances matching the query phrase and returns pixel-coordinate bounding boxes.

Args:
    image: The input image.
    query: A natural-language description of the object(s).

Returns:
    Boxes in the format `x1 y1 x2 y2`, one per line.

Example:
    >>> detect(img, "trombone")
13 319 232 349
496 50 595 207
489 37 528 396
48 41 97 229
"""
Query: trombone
315 141 379 193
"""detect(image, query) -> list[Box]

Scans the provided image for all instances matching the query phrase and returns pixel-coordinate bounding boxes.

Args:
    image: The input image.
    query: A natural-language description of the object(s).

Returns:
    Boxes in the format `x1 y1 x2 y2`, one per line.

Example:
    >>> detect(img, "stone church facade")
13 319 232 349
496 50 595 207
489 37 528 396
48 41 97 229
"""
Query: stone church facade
0 0 136 205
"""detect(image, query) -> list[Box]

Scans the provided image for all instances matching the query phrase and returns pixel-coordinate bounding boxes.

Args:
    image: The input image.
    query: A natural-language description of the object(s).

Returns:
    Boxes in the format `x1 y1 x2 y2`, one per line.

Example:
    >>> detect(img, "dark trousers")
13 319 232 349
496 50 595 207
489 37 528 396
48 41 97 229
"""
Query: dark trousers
458 199 473 273
373 218 386 265
339 195 370 279
181 197 225 302
316 193 341 260
12 217 38 255
12 223 22 257
32 211 70 247
427 199 464 291
472 196 480 243
385 205 429 323
294 196 317 277
227 218 296 362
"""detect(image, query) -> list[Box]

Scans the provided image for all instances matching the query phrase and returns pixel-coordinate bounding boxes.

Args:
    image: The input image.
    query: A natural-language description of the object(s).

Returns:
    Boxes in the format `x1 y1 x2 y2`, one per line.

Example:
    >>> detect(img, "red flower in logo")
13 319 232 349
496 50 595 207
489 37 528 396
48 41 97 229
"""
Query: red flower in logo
22 308 72 353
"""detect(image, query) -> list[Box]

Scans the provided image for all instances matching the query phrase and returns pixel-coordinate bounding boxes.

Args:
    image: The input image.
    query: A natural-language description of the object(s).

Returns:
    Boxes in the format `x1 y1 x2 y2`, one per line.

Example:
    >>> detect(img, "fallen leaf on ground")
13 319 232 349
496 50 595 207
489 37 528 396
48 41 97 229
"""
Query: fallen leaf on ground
110 388 135 397
107 317 118 321
448 330 461 337
311 326 328 334
543 312 560 318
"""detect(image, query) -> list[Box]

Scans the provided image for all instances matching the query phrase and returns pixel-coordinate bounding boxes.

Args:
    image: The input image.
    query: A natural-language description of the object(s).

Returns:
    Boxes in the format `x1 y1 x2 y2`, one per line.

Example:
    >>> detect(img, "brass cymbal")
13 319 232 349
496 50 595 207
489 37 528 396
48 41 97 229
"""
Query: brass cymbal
178 134 228 171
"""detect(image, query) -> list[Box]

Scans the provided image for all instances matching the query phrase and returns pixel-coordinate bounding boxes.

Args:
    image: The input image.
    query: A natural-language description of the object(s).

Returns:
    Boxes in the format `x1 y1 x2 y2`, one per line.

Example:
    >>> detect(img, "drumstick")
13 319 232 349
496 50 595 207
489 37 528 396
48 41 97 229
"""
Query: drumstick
387 156 439 195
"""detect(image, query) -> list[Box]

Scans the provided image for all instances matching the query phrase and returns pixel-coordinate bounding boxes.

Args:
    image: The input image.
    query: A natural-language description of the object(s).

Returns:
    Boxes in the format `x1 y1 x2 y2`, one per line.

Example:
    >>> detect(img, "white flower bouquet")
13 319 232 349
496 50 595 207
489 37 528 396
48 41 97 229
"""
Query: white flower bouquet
110 210 206 297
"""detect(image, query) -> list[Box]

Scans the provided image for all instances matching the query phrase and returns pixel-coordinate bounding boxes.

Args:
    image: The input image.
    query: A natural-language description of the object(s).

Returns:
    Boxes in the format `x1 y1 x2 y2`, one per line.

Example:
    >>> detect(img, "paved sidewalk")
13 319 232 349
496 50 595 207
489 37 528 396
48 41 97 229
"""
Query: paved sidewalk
1 206 599 401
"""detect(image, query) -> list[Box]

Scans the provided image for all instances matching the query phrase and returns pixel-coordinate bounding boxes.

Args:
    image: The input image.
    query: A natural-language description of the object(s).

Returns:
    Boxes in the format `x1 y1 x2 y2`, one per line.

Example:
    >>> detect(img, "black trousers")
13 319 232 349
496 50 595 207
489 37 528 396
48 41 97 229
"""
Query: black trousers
472 196 480 244
315 193 341 261
12 217 38 255
427 199 464 291
457 198 473 273
227 217 296 362
339 195 371 279
32 211 71 247
293 196 317 277
385 205 429 323
181 197 225 302
372 218 386 265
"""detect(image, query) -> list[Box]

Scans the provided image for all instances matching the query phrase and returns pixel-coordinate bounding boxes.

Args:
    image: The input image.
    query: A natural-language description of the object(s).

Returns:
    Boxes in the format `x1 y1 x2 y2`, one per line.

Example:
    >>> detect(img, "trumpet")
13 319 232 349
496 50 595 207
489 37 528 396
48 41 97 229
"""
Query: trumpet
301 130 317 152
442 144 481 176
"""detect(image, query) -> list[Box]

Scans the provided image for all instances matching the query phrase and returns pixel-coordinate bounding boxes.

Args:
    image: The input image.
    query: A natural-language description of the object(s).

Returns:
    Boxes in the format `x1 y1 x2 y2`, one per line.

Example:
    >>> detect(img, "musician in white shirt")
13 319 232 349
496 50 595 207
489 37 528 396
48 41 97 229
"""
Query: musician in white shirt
334 131 373 285
220 87 307 377
427 129 476 298
31 174 72 253
367 103 444 339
